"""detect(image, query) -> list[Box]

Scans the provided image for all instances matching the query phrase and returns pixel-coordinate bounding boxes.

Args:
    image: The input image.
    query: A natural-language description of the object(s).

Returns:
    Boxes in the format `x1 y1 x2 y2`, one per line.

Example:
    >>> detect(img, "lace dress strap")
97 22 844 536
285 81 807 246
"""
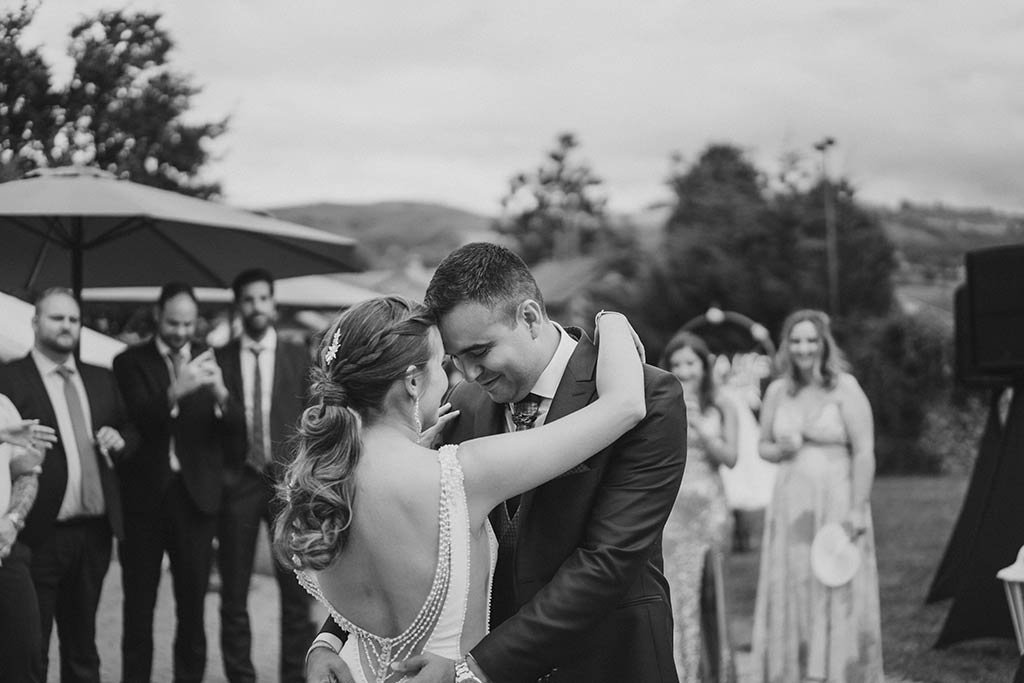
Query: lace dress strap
294 446 460 683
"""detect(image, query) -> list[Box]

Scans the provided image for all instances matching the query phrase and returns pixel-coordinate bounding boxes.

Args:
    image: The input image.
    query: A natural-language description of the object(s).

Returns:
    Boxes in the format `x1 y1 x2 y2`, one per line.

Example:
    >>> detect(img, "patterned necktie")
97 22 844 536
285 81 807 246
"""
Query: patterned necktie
55 365 105 516
499 393 543 555
248 346 266 470
510 393 542 432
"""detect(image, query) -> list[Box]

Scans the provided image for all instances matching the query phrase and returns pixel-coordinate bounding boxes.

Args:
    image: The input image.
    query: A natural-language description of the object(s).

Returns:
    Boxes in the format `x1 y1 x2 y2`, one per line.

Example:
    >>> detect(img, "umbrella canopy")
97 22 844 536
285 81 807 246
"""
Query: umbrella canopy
0 291 125 368
0 167 361 300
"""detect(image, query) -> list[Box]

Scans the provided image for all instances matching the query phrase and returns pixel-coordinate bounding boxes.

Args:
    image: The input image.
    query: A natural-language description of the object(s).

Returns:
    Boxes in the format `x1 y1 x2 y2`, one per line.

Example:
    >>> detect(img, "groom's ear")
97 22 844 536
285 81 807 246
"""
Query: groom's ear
520 299 543 338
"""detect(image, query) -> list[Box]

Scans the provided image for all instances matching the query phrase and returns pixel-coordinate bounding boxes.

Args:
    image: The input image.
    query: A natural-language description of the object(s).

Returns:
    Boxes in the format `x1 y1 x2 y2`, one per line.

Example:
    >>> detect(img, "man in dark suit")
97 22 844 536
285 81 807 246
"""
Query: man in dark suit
307 243 686 683
113 283 245 683
217 269 314 683
0 287 138 683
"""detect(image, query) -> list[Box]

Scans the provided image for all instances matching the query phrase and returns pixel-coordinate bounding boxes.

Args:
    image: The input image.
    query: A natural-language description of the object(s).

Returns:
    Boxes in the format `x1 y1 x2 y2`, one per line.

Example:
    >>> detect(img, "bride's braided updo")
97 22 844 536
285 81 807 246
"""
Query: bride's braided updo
273 296 434 571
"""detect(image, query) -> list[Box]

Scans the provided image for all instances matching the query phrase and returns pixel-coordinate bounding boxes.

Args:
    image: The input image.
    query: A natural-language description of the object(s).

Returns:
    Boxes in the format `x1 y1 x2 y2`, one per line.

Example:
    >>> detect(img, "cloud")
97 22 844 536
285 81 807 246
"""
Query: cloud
16 0 1024 214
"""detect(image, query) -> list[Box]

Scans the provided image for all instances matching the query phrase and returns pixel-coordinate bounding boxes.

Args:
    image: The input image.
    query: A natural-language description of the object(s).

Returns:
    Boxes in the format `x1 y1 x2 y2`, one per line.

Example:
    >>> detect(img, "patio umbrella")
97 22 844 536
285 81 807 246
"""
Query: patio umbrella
0 167 361 301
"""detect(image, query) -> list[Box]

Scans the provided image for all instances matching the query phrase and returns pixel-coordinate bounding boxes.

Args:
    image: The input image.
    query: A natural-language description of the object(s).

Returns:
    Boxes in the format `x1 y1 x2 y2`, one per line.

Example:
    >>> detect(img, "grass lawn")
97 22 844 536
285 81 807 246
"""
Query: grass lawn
726 475 1020 683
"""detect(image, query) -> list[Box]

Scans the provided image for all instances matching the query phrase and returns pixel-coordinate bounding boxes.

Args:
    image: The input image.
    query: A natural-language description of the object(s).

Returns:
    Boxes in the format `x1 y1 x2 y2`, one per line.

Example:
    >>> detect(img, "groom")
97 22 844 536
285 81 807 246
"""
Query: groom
307 243 686 683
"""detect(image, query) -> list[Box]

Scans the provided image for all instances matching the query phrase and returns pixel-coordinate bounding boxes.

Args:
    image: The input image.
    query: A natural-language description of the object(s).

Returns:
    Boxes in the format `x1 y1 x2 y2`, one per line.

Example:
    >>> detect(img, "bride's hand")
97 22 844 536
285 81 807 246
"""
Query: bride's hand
392 652 455 682
418 402 460 449
593 311 646 362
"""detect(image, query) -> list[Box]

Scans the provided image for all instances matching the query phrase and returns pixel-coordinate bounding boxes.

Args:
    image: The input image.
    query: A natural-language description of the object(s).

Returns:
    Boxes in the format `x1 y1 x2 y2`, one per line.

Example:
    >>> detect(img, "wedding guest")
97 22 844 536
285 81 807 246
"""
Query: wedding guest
751 309 883 683
0 288 138 683
0 395 57 682
660 331 738 682
217 269 314 683
113 283 245 683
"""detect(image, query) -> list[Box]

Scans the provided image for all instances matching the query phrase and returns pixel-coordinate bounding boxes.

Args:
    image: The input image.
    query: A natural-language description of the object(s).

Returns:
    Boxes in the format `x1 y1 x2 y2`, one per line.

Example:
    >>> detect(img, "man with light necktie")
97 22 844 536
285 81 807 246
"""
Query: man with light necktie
217 268 314 683
0 287 138 683
113 282 246 683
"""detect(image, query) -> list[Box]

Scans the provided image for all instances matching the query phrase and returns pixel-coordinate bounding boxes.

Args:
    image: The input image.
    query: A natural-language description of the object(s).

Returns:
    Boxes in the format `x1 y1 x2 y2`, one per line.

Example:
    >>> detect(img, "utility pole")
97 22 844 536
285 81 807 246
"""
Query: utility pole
814 137 839 316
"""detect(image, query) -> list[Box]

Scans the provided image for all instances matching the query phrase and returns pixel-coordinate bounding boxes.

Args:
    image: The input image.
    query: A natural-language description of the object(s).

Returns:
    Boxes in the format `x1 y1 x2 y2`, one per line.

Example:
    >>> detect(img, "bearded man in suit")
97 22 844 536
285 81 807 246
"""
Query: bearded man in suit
217 268 314 683
307 243 686 683
0 287 138 683
113 282 246 683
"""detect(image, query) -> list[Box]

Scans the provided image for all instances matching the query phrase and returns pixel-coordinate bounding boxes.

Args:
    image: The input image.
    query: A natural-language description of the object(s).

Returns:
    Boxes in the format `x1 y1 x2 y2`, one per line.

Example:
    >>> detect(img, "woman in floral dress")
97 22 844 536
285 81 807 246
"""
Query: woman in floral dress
751 310 883 683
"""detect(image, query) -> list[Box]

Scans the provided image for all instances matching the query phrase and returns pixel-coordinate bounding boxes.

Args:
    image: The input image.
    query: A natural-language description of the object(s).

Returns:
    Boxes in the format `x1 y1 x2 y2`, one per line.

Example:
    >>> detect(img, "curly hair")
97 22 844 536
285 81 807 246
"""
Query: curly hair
774 309 849 394
273 296 434 571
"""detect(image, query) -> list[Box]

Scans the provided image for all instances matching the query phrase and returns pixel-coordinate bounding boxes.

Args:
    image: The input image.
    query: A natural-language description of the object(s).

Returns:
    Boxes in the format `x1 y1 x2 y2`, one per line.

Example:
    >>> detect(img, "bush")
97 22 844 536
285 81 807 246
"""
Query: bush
837 311 954 473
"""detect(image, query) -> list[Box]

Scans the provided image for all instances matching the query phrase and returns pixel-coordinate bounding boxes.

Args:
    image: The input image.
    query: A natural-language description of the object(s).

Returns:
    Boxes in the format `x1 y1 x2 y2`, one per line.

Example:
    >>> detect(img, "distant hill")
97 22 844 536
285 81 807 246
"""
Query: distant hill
265 199 1024 279
265 201 496 268
872 202 1024 279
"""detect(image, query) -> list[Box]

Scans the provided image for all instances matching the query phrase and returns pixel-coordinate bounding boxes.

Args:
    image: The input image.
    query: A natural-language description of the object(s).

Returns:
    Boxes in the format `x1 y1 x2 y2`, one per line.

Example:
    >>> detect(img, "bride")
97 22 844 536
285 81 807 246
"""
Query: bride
273 297 645 683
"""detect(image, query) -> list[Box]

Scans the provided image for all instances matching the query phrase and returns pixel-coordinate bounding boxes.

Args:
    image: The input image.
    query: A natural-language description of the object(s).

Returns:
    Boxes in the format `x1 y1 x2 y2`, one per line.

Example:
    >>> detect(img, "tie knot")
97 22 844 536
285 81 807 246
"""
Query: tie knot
511 393 542 430
55 364 74 380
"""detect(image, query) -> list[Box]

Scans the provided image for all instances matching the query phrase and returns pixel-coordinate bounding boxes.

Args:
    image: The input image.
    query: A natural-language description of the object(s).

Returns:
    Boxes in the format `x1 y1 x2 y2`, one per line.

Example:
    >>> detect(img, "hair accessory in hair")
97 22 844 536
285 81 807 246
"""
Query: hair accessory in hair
324 328 341 365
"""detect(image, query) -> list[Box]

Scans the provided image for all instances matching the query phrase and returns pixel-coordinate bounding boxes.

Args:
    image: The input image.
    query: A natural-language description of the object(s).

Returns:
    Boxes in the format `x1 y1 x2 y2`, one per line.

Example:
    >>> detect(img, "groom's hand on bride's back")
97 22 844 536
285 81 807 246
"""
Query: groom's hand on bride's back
392 653 459 683
305 646 355 683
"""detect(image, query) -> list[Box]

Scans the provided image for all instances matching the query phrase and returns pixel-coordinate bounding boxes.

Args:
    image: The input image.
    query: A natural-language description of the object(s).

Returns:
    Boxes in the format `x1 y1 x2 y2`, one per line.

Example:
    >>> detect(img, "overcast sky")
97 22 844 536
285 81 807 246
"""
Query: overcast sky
13 0 1024 216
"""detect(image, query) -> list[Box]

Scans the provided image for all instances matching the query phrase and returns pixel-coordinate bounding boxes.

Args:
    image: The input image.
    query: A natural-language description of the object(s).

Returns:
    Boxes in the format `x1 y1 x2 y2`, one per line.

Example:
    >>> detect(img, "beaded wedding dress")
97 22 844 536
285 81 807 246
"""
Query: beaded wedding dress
297 445 498 683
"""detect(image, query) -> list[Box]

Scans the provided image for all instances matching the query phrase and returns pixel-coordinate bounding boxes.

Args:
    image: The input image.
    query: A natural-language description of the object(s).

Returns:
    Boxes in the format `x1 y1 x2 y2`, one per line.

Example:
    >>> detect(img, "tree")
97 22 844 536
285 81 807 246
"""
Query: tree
637 143 895 361
642 144 804 351
773 177 896 318
495 132 612 265
0 3 55 180
0 6 225 197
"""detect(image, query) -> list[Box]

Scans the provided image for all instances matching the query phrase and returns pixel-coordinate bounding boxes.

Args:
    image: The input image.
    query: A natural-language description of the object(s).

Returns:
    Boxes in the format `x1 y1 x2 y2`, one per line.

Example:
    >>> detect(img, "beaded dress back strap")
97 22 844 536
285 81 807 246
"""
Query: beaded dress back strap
295 449 461 683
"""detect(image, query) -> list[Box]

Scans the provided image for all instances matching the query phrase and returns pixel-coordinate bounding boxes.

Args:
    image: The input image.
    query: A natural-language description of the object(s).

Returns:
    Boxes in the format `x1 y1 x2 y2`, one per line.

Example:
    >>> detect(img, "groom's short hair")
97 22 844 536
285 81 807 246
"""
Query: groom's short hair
425 242 545 324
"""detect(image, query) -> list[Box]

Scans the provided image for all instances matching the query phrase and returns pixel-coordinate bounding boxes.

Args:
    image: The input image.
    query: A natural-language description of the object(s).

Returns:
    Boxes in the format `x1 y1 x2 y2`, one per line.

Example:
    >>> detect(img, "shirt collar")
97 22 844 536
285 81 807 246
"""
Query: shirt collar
30 347 77 377
528 323 577 401
242 327 277 353
154 335 191 360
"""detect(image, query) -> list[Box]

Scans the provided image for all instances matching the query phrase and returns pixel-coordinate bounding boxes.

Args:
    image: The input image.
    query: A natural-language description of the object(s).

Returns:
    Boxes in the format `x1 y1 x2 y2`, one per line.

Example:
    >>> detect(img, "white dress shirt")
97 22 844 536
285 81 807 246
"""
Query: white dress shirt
31 349 98 519
504 323 578 431
155 336 192 472
240 327 276 461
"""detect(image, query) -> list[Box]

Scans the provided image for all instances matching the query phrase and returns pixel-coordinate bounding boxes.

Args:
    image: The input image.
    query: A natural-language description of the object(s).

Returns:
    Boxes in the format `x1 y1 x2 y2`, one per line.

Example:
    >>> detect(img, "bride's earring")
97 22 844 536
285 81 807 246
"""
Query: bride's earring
413 393 423 435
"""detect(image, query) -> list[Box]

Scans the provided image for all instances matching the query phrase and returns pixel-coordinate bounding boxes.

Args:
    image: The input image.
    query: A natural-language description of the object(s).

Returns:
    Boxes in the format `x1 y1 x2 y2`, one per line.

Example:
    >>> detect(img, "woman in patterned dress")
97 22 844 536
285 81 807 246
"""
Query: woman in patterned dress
751 310 883 683
661 331 738 682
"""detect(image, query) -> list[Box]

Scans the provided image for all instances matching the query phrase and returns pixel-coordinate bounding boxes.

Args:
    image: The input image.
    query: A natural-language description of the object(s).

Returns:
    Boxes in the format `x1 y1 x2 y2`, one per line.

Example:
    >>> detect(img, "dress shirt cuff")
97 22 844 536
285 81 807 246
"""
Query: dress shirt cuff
307 632 343 658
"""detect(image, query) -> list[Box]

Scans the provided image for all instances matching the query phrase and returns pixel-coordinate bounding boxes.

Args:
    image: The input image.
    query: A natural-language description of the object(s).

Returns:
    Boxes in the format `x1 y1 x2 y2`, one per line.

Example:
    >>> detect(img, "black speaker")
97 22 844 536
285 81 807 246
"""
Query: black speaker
955 284 1009 387
964 244 1024 377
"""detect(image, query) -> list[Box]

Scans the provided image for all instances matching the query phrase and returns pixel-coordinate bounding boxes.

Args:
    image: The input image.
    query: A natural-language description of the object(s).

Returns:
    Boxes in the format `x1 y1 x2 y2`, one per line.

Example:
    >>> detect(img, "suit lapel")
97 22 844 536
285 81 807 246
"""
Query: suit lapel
18 356 60 429
225 340 243 399
517 335 598 523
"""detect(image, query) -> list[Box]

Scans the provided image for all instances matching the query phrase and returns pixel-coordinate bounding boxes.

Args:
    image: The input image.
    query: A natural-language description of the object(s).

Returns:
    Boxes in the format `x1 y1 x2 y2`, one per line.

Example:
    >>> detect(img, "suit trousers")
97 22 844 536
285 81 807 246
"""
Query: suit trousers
218 466 313 683
31 516 112 683
0 541 44 682
119 476 217 683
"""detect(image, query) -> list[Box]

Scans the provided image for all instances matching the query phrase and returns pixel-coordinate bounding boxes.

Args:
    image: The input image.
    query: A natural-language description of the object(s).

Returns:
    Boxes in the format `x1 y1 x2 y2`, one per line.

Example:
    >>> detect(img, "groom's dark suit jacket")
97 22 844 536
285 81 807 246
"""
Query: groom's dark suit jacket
458 333 685 683
319 331 687 683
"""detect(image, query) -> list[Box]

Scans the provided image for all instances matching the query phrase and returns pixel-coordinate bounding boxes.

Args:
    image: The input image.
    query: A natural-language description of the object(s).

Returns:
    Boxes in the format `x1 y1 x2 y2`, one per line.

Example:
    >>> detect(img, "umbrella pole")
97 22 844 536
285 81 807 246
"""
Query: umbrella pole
73 218 84 361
